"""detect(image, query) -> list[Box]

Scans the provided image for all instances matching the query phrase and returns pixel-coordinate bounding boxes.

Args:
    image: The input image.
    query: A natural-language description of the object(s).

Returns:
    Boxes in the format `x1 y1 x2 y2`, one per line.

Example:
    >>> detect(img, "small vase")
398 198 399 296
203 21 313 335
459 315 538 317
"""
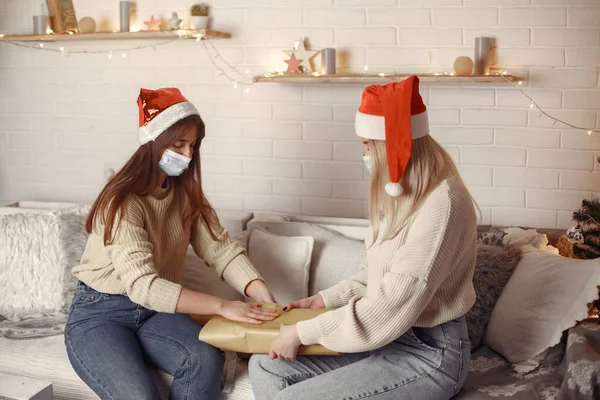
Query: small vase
190 16 208 30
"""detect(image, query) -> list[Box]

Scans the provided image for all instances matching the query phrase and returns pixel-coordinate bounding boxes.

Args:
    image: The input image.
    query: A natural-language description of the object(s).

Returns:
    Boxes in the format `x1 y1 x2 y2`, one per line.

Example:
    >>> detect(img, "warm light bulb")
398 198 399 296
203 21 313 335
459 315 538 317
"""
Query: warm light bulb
312 72 321 77
245 87 250 93
177 29 186 38
0 34 5 38
108 52 113 59
588 130 593 135
530 102 535 109
518 81 523 85
122 53 127 58
39 43 44 48
233 83 238 89
59 47 65 53
363 66 369 72
130 25 141 33
502 71 507 75
46 28 53 34
378 73 385 77
245 69 250 75
68 31 73 35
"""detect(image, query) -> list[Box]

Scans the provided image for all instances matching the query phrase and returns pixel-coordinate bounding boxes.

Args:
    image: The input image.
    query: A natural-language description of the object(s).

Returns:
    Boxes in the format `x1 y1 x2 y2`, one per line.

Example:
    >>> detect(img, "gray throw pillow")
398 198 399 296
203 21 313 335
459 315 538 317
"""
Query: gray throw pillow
466 243 521 351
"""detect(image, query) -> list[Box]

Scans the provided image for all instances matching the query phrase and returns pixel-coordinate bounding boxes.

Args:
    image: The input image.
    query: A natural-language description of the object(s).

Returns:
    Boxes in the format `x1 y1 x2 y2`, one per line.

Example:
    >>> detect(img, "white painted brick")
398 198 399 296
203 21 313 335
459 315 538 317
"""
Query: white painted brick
273 28 334 47
33 184 101 204
182 47 243 66
204 119 242 138
214 103 272 119
305 8 365 26
244 159 302 178
492 208 558 228
333 182 370 200
432 8 498 27
338 0 396 5
187 83 243 102
304 123 355 142
366 48 431 66
1 115 33 132
201 176 217 193
225 27 273 46
200 139 215 155
564 90 600 110
243 121 302 140
214 139 272 158
533 28 599 46
567 48 600 68
302 198 364 218
430 89 495 107
5 151 33 166
428 109 461 126
457 166 493 186
466 0 530 4
528 149 595 170
335 105 359 123
243 84 302 103
245 195 302 214
304 86 363 104
0 79 30 100
10 166 103 185
528 110 596 129
470 187 525 207
398 28 463 47
206 194 244 211
274 142 333 160
497 89 562 109
275 105 333 122
334 142 364 161
500 7 566 26
303 161 363 181
272 0 333 5
462 109 528 127
430 127 494 145
368 8 431 26
7 99 54 115
557 211 575 229
243 8 302 26
336 47 366 68
216 177 272 195
158 66 214 83
462 147 527 167
336 28 397 46
202 157 243 175
498 48 565 67
215 0 269 5
9 133 54 150
569 7 600 26
274 179 332 197
496 128 561 149
465 29 530 47
559 171 600 191
494 167 559 189
529 68 597 88
445 146 461 164
398 0 461 5
534 0 600 4
528 189 591 210
562 130 600 150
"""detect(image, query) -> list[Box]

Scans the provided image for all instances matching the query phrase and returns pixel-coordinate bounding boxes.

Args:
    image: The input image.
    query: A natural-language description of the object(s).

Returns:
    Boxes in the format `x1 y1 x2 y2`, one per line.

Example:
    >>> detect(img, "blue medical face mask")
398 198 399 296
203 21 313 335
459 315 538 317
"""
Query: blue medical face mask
362 155 371 173
159 149 192 177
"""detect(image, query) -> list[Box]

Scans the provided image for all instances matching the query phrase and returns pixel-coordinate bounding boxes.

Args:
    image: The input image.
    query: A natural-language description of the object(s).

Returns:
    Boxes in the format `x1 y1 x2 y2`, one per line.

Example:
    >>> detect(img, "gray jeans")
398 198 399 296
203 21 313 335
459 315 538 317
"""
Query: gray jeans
249 317 470 400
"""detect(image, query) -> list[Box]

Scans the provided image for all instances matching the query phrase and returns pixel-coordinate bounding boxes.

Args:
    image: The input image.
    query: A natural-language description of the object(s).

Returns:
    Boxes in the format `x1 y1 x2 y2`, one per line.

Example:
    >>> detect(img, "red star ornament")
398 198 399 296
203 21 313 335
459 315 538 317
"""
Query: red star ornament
285 54 303 74
144 15 162 31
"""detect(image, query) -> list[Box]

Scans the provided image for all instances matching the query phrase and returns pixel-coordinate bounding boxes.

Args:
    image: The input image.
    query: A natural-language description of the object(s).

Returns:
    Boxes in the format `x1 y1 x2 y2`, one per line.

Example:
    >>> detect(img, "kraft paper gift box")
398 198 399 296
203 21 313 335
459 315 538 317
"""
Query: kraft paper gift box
194 303 338 356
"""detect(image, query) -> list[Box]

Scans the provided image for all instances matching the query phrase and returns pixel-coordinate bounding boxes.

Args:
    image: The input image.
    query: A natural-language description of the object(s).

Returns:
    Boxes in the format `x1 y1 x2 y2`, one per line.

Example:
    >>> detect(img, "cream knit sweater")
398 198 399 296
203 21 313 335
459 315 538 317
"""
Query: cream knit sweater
297 176 477 353
72 187 261 313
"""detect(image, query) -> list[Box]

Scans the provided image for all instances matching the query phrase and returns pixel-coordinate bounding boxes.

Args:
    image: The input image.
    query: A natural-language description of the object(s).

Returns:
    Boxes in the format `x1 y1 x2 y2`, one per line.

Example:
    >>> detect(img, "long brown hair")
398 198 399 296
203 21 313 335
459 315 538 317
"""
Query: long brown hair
86 115 221 245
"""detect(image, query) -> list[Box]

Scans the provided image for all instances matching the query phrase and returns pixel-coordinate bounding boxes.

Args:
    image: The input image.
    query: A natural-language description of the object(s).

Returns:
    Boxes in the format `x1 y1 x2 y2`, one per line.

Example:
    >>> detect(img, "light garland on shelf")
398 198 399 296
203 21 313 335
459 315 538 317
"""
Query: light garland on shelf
1 34 599 136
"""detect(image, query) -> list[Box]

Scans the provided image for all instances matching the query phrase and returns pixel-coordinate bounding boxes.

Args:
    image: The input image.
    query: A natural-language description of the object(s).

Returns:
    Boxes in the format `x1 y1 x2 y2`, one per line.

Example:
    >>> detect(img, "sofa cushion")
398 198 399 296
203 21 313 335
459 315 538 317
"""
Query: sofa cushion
246 228 314 306
466 244 521 351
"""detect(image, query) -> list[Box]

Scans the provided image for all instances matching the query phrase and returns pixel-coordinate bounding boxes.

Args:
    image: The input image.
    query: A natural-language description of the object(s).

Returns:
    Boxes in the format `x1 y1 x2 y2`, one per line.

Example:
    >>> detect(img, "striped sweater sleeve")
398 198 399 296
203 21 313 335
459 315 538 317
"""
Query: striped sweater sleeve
107 198 182 313
191 217 262 296
297 190 467 353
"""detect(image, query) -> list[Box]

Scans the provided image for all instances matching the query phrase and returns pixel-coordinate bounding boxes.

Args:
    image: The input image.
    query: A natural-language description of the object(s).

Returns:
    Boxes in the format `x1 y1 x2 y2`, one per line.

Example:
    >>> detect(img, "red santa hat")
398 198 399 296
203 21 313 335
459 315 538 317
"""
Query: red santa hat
137 88 200 145
355 75 429 197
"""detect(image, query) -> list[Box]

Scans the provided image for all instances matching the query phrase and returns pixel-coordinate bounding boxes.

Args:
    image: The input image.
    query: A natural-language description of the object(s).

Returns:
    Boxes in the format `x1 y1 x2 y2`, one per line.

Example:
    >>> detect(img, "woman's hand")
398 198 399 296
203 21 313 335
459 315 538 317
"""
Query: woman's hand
283 294 325 311
219 300 278 325
245 279 277 304
269 324 302 361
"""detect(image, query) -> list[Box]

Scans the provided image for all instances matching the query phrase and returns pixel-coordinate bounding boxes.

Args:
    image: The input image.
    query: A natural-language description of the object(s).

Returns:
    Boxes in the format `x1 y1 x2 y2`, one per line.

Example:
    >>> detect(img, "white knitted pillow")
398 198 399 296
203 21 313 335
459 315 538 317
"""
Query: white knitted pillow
486 246 600 373
0 205 90 316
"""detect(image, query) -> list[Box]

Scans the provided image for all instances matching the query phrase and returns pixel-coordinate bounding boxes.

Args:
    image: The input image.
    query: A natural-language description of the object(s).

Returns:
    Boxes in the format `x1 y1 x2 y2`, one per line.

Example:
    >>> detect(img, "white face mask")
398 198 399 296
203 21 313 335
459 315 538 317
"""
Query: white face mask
159 149 192 177
362 155 371 173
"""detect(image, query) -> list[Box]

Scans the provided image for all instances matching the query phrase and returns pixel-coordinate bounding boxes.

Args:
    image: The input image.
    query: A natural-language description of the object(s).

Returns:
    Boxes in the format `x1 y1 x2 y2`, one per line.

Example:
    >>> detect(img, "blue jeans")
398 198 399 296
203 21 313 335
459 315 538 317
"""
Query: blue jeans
64 282 224 400
249 317 470 400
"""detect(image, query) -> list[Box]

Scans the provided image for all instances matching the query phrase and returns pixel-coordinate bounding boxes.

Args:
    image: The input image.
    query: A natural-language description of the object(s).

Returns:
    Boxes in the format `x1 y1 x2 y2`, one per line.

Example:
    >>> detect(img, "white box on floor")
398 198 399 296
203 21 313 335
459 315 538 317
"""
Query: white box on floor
0 374 53 400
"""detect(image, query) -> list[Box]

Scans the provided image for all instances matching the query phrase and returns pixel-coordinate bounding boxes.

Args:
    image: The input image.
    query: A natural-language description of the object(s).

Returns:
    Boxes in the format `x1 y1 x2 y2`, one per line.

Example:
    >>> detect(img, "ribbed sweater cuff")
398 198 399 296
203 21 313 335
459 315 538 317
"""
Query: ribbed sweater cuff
152 279 183 313
319 287 349 309
297 317 323 346
222 255 262 295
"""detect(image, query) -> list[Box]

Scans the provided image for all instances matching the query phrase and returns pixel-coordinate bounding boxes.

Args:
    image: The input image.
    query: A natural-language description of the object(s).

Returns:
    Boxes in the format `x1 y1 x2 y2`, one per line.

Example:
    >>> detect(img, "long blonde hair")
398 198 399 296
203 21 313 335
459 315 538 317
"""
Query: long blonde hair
368 135 477 245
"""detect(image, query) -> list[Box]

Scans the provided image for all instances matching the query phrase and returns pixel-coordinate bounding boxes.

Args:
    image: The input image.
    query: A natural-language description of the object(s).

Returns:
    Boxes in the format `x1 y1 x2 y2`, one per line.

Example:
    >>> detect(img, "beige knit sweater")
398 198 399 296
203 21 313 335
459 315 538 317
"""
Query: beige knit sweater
72 186 261 313
297 176 477 353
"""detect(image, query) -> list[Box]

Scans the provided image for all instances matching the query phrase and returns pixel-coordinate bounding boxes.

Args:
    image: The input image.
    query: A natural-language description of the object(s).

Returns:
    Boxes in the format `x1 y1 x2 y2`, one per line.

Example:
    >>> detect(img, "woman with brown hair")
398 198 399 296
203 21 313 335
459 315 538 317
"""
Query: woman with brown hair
65 88 277 400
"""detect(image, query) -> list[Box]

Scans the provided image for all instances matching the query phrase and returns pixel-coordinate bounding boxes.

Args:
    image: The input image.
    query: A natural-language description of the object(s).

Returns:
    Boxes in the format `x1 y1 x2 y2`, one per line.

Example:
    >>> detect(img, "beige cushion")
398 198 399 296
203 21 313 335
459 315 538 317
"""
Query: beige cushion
246 228 314 306
486 245 600 373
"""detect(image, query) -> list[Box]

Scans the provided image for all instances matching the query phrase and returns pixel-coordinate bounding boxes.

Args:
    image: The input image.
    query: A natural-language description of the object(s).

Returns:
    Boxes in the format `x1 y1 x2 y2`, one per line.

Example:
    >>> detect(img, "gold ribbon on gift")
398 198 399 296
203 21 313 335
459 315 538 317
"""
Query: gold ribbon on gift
193 303 338 356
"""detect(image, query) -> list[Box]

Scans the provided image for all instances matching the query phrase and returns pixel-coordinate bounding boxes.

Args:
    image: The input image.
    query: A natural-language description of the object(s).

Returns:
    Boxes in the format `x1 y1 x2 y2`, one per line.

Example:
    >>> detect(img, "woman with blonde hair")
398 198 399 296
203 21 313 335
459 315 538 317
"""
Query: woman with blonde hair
65 88 278 400
249 76 477 400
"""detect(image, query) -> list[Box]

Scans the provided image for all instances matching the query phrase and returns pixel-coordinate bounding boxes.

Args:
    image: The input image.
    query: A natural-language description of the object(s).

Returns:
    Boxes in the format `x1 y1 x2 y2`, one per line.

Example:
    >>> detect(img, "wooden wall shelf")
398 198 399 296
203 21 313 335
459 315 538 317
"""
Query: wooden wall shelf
253 73 517 84
0 29 230 42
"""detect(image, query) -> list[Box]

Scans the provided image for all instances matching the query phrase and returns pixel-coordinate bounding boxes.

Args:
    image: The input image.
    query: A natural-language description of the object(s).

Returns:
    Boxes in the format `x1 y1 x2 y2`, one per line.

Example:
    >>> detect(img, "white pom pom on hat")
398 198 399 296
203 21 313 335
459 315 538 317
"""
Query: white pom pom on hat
355 75 429 197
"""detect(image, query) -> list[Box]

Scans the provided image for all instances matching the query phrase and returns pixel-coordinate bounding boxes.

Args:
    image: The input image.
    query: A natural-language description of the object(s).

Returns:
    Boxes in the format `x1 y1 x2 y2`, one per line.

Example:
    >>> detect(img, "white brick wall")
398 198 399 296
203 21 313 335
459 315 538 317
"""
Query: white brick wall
1 0 598 229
